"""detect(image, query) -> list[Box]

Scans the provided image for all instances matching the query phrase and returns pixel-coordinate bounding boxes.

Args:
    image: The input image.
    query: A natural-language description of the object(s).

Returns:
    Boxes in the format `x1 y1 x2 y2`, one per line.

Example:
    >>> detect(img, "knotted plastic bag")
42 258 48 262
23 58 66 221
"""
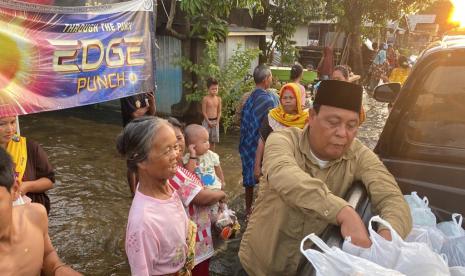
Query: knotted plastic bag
214 204 240 240
300 233 404 276
438 213 465 238
404 192 437 227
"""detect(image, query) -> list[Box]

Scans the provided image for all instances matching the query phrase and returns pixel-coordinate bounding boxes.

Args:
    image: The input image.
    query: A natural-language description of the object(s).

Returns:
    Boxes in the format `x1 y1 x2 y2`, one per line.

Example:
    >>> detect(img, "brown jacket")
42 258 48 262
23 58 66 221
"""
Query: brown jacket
239 126 412 276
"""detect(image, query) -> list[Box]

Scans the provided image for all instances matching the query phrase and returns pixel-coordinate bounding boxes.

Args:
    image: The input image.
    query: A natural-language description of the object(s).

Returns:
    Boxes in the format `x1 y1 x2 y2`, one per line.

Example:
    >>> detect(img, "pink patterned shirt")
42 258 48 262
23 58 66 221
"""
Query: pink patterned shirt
125 187 188 275
169 166 215 265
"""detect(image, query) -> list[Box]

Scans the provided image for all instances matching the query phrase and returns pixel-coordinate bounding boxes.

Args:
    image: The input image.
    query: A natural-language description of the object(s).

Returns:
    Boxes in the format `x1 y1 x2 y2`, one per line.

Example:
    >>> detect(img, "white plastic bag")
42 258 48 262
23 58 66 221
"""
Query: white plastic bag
441 236 465 267
411 207 437 227
450 266 465 276
438 214 465 238
343 216 450 276
300 233 405 276
406 225 446 253
404 191 429 209
404 192 437 227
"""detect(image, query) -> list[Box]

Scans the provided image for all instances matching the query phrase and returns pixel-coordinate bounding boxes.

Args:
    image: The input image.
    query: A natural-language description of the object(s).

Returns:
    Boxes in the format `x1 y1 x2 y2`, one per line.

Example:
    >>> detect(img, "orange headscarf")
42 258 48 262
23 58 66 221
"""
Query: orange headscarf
269 83 309 129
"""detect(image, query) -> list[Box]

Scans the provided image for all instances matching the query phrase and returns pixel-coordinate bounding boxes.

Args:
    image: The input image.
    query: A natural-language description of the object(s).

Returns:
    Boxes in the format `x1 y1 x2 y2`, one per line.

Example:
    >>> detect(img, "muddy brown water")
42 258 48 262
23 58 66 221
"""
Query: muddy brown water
18 94 388 275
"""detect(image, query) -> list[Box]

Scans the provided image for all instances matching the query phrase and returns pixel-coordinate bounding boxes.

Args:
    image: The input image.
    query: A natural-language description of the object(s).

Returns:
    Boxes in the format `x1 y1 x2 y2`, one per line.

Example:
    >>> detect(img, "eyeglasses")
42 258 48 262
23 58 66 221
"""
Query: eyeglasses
155 143 180 159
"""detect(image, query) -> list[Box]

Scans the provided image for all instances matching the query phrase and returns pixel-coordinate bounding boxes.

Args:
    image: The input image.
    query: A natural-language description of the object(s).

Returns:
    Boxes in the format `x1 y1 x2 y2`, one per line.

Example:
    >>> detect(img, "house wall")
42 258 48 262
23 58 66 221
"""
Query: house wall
292 25 309 47
218 36 259 73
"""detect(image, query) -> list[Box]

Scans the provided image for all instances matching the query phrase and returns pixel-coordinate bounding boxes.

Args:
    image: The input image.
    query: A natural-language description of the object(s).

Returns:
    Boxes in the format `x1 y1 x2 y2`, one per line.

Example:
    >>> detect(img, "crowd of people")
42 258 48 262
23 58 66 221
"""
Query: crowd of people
0 53 414 275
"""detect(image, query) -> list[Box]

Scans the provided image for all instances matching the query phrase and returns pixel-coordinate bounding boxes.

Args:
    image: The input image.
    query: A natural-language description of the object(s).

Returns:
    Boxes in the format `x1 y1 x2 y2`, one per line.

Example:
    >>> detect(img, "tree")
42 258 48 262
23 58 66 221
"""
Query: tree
317 0 434 74
162 0 262 41
252 0 324 64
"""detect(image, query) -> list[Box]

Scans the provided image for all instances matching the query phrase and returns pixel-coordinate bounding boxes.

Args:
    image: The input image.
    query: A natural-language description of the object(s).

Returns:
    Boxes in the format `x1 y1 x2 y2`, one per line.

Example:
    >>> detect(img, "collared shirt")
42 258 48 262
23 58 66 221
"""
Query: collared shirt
239 126 412 276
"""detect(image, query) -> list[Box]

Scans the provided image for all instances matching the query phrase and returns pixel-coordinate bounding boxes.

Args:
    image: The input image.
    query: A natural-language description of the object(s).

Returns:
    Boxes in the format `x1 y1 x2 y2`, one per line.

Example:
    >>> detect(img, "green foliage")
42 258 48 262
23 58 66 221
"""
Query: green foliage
179 0 263 41
309 0 435 35
178 40 260 132
265 0 324 64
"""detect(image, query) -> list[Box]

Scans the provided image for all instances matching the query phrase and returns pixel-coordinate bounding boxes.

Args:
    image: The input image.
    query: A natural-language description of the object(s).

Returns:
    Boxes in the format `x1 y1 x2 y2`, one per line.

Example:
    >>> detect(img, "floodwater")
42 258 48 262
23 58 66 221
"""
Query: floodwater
18 93 389 275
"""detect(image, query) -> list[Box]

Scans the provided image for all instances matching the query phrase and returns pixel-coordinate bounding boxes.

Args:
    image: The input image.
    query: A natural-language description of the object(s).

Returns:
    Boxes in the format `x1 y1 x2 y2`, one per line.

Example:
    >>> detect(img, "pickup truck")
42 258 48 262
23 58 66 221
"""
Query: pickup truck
297 36 465 275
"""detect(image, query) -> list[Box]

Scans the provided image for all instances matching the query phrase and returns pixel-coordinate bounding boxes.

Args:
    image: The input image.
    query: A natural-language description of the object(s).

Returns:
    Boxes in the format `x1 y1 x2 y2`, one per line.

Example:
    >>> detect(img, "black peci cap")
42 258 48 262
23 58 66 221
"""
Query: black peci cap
314 80 363 113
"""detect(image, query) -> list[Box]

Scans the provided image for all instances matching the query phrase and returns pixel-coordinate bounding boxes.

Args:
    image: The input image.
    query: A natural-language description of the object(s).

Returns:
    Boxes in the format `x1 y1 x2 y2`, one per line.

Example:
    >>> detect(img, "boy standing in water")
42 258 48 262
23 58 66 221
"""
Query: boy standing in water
0 147 81 276
201 78 222 151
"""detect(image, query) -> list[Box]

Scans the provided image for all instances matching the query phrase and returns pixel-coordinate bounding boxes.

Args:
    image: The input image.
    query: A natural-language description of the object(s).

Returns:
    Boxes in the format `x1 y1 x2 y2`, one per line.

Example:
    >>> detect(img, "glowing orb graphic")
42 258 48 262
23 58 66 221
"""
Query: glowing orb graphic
129 72 138 83
0 32 21 90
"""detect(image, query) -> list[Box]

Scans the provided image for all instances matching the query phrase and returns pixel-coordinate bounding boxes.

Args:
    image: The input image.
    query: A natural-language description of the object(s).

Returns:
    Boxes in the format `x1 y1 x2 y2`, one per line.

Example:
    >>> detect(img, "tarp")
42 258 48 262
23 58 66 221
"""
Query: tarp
0 0 154 116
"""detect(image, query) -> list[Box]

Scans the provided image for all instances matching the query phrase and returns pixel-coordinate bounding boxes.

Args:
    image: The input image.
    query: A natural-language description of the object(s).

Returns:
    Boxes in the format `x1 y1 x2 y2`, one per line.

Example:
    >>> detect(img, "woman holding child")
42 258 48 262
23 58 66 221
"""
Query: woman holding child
167 117 226 276
254 83 309 180
117 117 195 276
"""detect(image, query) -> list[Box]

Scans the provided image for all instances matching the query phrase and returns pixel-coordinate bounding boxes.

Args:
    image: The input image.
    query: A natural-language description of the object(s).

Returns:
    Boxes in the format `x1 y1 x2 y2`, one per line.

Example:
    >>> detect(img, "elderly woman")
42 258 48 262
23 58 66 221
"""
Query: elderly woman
167 117 226 276
254 83 309 181
117 116 193 276
0 116 54 214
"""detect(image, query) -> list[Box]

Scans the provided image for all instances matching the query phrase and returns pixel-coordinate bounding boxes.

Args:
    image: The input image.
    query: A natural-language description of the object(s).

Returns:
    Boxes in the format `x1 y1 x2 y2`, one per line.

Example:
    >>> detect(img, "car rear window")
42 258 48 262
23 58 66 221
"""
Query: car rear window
406 52 465 149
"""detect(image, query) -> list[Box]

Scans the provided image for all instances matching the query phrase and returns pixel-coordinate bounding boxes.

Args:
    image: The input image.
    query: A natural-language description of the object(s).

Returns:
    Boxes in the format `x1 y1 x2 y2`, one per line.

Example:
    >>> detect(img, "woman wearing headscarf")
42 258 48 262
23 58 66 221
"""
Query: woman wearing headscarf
253 83 309 181
317 47 334 80
0 116 54 214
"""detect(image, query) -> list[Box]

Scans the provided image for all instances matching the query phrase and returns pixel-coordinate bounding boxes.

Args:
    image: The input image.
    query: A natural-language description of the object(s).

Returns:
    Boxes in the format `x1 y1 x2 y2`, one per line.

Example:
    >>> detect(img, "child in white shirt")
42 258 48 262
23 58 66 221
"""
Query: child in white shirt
183 124 225 220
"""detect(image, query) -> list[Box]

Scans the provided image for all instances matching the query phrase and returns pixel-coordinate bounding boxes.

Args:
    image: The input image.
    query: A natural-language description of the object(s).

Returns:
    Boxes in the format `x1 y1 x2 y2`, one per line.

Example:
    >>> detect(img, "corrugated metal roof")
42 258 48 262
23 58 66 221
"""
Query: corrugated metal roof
228 25 272 36
155 36 183 115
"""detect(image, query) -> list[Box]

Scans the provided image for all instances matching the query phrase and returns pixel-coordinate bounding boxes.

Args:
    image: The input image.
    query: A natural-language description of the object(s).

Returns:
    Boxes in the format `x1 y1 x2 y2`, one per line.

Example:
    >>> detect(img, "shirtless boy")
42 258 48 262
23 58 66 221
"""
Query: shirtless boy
201 78 222 151
0 148 81 276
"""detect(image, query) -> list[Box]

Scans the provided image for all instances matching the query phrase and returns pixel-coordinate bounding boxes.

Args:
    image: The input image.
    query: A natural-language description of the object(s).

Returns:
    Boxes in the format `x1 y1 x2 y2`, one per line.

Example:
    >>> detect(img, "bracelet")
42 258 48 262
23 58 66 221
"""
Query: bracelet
53 263 68 274
189 156 198 160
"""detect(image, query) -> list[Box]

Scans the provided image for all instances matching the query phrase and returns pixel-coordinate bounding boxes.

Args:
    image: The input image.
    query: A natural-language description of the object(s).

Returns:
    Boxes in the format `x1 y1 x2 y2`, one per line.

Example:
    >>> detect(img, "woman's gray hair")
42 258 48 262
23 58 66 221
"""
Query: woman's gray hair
253 64 271 84
116 116 168 173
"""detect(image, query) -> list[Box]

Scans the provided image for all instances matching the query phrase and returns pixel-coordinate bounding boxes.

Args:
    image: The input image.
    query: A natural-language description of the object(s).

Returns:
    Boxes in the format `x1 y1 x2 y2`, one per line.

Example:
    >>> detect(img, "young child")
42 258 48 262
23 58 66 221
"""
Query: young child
183 124 225 221
201 77 222 151
0 147 81 276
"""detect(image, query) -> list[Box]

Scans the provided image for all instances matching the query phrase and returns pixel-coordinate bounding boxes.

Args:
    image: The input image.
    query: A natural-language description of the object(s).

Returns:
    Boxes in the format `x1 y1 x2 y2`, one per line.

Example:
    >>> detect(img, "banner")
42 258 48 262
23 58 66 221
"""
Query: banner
0 0 154 116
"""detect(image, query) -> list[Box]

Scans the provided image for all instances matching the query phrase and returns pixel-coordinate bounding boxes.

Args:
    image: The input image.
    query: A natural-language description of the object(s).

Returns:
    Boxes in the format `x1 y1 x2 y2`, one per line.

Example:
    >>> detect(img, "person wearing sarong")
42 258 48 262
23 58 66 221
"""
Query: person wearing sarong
0 116 54 214
239 65 278 218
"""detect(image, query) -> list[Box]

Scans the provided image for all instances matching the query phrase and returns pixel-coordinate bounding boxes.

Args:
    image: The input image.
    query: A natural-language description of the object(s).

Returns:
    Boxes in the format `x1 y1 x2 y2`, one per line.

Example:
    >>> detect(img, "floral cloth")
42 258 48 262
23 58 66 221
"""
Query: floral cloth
169 166 215 266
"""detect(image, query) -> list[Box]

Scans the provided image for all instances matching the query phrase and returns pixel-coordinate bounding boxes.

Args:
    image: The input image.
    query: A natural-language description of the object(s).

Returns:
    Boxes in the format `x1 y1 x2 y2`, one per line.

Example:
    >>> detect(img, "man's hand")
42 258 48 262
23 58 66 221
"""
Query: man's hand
378 229 392 241
132 106 149 118
337 206 372 248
